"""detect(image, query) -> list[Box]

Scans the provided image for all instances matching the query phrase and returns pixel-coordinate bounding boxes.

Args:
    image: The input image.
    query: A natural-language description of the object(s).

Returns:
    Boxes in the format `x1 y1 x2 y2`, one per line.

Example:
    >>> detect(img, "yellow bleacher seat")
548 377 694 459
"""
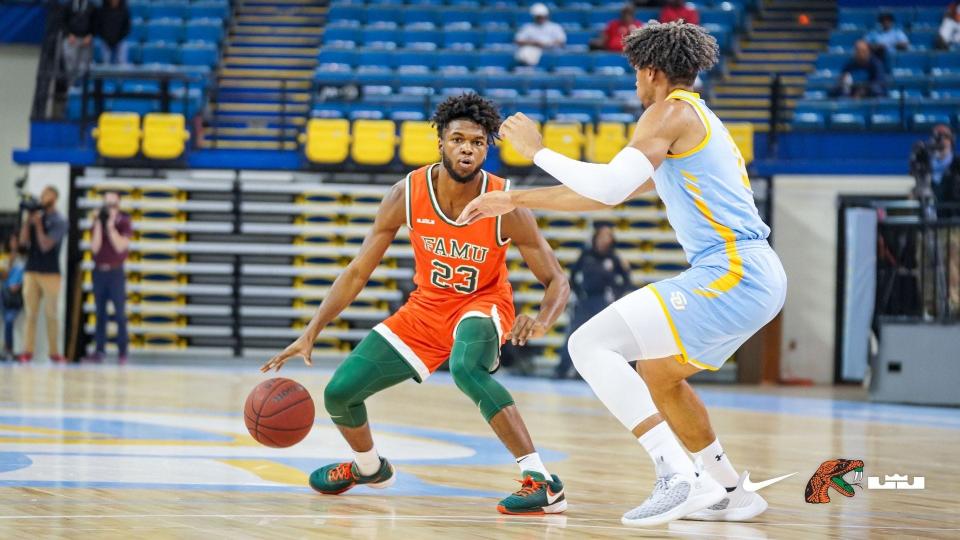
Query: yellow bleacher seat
725 122 754 164
500 121 540 166
588 122 628 163
92 112 141 159
542 122 583 160
351 119 396 166
399 121 439 166
302 118 350 164
142 113 190 160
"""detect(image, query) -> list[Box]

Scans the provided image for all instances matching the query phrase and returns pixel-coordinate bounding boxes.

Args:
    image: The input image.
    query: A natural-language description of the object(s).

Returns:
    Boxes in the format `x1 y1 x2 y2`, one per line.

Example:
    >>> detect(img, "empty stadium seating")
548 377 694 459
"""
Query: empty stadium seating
798 6 960 131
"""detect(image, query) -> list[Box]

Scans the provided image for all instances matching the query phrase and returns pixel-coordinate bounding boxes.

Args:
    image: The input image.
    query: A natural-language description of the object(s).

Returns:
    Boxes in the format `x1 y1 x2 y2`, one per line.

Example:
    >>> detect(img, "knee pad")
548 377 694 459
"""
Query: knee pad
323 375 365 427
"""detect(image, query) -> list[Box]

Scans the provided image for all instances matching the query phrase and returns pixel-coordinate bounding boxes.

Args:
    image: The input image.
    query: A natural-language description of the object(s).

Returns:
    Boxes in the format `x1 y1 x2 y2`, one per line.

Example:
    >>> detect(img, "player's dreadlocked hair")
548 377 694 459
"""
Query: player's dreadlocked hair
622 21 719 86
431 93 502 143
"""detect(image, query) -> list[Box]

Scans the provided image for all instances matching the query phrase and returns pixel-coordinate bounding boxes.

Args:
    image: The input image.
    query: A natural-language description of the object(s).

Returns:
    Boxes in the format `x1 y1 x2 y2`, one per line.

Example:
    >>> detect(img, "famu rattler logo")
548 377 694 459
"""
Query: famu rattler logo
804 458 865 503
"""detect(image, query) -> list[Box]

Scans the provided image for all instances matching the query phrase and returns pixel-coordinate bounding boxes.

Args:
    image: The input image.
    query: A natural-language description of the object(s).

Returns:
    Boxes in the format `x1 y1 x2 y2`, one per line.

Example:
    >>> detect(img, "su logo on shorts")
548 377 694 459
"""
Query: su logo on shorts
670 291 688 311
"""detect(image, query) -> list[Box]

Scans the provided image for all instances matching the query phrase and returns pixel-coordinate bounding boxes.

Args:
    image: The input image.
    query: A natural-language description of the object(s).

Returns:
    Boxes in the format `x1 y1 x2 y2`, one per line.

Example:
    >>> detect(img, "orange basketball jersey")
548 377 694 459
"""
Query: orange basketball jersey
374 163 516 381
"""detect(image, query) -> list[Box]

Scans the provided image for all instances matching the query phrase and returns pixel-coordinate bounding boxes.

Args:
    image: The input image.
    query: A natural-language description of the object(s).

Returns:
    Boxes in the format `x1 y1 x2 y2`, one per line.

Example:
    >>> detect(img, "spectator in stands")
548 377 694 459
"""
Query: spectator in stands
514 3 566 67
86 190 132 364
554 224 631 379
832 40 886 99
865 12 910 62
591 4 644 52
94 0 131 66
61 0 96 86
929 125 960 208
659 0 700 26
18 186 68 363
936 2 960 50
1 233 25 362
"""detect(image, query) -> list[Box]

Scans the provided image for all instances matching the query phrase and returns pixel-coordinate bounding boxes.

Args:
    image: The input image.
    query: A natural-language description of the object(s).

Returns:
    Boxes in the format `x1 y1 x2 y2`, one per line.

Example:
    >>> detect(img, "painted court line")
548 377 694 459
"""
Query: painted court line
0 514 957 533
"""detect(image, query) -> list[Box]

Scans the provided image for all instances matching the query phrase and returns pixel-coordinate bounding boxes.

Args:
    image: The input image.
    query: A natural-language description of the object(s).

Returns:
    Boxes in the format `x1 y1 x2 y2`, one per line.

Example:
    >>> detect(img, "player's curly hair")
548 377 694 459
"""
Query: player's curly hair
431 93 502 143
622 21 719 86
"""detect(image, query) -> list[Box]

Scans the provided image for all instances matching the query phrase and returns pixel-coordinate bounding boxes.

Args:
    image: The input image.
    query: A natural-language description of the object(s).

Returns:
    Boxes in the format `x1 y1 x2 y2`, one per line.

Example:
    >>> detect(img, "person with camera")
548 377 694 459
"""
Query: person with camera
911 125 960 214
18 186 68 363
1 233 26 361
86 190 132 364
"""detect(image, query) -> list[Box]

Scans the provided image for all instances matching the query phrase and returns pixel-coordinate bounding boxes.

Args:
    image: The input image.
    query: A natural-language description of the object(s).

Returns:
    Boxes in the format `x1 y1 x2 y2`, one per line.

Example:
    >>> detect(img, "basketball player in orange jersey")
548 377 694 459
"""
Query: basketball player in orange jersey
262 93 570 515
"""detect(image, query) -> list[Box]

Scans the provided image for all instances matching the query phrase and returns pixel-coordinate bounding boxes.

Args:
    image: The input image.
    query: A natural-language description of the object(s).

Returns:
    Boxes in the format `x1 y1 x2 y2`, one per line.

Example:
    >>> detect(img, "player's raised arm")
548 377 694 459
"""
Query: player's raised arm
261 182 406 372
500 207 570 346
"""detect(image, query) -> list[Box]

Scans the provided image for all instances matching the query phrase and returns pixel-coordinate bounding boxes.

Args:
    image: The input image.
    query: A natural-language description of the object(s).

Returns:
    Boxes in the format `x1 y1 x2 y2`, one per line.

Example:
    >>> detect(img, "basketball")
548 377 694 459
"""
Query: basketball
244 378 315 448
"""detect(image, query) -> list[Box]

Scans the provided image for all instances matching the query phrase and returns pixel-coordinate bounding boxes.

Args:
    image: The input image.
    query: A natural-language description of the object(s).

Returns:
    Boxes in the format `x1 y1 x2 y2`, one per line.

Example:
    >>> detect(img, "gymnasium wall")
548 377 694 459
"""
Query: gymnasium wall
0 45 40 210
772 175 913 384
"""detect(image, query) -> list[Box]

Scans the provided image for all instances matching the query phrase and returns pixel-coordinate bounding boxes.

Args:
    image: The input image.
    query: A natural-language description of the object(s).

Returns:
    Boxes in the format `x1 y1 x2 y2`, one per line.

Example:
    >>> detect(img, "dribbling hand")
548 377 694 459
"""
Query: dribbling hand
261 333 314 372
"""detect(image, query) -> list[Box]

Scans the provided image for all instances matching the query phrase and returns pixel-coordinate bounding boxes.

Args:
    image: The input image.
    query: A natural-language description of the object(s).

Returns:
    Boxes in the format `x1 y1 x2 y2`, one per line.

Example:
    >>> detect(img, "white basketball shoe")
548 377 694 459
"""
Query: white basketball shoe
685 471 769 522
621 461 726 527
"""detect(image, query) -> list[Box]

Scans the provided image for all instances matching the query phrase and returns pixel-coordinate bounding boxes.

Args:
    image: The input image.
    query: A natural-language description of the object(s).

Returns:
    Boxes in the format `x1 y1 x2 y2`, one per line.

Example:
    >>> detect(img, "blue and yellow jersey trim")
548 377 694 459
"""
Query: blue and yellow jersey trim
665 89 712 160
648 284 720 371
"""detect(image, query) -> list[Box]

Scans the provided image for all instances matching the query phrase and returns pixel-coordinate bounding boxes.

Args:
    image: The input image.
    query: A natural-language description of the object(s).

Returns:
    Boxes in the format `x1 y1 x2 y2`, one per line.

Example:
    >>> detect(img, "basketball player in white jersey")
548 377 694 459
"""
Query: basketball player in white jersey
457 21 787 526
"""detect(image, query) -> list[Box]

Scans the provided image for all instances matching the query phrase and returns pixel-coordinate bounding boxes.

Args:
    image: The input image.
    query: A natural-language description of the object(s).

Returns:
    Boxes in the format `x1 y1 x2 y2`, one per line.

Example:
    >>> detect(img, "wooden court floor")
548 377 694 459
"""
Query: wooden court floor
0 363 958 539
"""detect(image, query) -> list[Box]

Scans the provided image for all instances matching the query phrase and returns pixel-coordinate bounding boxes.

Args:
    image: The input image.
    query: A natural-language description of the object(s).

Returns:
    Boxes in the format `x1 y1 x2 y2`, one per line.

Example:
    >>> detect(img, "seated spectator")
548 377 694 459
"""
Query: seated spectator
514 3 566 67
937 2 960 50
591 4 643 52
659 0 699 25
94 0 131 65
832 40 886 99
865 12 910 61
61 0 96 86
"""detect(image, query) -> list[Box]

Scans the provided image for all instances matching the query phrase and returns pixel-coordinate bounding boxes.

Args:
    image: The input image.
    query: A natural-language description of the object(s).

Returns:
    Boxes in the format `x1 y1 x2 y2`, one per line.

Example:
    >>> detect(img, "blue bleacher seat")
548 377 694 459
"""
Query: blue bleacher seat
828 31 861 51
179 43 218 67
701 9 736 30
318 49 357 68
189 2 230 20
145 18 184 43
482 9 514 29
184 19 224 44
447 0 480 7
441 10 479 28
366 8 398 28
931 53 960 75
593 52 630 74
444 30 482 50
484 73 526 92
573 74 612 95
815 53 848 75
147 3 187 20
830 111 867 130
913 9 942 30
552 9 586 31
129 3 148 20
140 42 178 64
892 51 930 74
328 5 364 25
483 29 514 49
912 104 955 129
407 0 442 5
362 28 400 49
838 8 878 31
402 29 442 49
436 51 476 72
404 8 439 28
587 9 620 29
396 50 437 71
546 52 587 74
911 30 940 50
566 30 591 51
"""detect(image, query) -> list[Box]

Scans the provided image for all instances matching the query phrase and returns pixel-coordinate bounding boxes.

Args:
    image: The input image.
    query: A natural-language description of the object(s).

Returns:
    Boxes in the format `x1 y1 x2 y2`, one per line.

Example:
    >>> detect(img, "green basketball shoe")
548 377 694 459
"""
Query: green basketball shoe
497 471 567 515
308 457 396 495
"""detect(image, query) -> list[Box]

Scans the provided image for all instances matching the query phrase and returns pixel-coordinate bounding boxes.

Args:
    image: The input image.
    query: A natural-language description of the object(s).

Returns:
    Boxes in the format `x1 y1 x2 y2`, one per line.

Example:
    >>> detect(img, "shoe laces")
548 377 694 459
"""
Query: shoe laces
328 462 355 482
513 475 545 497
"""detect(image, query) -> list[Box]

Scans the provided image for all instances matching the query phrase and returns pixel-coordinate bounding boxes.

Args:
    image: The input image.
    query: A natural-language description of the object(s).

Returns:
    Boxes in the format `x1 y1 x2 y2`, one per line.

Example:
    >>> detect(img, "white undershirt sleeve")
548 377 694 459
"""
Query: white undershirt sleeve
532 146 655 206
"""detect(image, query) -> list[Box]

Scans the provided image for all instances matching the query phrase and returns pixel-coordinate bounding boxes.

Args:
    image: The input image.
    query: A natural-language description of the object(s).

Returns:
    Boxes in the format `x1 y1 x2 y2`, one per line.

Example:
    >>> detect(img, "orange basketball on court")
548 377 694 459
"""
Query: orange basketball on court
244 378 315 448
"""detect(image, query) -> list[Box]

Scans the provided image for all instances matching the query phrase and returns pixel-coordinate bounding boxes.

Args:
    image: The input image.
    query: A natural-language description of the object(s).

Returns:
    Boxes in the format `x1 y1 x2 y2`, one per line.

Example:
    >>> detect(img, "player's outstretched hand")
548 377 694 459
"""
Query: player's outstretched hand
499 112 544 160
261 334 314 372
506 315 547 346
456 190 515 225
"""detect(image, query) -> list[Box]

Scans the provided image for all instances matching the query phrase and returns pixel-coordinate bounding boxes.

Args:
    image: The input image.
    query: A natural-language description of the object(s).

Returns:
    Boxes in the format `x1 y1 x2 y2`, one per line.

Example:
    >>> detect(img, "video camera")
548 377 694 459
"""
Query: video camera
14 176 42 213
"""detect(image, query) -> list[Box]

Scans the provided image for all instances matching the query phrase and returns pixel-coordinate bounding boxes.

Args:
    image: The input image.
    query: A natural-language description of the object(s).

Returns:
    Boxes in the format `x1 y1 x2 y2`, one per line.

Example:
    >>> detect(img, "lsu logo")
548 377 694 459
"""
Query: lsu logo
670 291 688 311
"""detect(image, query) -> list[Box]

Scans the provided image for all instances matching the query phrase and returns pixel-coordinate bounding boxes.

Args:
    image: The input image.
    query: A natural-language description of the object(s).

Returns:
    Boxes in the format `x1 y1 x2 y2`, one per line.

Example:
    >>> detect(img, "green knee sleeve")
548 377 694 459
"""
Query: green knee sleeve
324 330 417 428
449 317 515 422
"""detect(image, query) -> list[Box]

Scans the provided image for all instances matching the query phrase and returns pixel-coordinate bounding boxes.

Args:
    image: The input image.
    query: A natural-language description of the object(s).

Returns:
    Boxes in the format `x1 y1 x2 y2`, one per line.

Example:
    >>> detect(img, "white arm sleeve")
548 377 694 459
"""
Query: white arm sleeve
532 147 655 206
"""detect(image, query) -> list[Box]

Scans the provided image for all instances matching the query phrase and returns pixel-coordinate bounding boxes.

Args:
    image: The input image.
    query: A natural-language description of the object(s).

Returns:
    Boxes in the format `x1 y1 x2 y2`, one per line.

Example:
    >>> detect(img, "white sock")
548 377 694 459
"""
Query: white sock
638 422 697 478
691 438 740 489
516 452 551 479
353 447 381 476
